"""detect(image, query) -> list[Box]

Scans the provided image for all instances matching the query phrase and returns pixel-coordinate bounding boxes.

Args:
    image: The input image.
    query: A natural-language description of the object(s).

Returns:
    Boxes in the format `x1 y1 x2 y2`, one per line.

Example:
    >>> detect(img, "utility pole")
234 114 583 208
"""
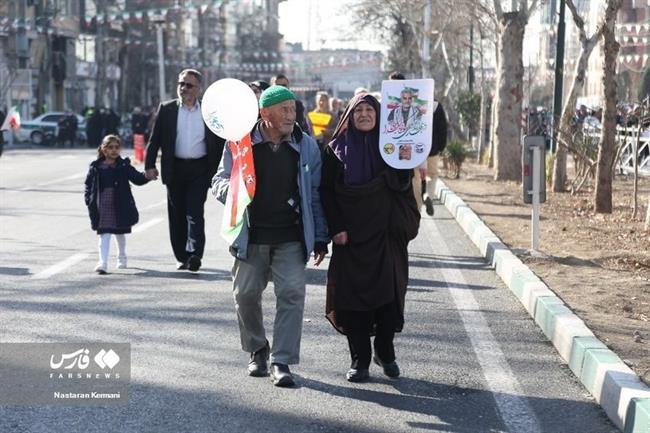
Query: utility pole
17 0 28 68
551 0 566 153
421 0 431 78
154 20 166 102
95 0 106 108
468 23 475 93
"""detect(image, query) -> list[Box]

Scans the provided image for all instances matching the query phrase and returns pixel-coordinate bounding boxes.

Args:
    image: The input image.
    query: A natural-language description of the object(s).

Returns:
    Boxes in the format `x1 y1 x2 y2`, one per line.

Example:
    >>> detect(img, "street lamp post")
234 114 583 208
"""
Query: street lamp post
468 23 475 93
153 19 166 102
551 0 566 153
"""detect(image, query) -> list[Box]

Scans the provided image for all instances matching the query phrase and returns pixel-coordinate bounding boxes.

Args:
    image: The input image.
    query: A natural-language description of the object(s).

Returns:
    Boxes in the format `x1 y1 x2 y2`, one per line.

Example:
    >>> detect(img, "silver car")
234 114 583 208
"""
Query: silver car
17 112 86 145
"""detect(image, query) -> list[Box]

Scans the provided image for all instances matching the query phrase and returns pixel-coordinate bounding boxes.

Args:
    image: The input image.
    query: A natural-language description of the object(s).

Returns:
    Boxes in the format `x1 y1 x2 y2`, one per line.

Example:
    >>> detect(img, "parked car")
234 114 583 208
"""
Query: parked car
16 112 86 145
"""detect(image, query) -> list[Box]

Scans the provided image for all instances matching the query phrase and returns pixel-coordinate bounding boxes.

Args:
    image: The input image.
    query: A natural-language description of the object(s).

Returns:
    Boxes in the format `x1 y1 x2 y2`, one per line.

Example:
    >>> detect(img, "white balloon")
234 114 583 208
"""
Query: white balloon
201 78 259 141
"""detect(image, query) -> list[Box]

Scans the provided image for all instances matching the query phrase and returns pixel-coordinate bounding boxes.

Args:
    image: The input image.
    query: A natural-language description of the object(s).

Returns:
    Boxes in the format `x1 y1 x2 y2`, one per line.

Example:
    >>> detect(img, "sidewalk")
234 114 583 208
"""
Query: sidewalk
435 178 650 433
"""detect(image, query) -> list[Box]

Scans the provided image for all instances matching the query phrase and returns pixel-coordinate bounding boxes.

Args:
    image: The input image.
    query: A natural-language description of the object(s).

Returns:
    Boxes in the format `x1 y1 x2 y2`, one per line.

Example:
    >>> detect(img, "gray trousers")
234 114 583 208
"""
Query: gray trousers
232 242 306 365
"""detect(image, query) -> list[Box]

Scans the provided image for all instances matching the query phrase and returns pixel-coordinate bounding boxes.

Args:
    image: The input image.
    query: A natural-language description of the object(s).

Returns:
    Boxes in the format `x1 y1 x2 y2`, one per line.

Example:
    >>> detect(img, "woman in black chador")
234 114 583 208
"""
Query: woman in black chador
320 93 420 382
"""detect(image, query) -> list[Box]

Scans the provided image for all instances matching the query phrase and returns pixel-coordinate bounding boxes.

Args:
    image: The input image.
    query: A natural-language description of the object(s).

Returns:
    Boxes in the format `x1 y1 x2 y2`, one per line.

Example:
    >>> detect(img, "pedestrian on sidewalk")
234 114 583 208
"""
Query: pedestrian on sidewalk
84 134 153 274
145 69 225 272
389 72 447 216
212 85 328 387
320 93 420 382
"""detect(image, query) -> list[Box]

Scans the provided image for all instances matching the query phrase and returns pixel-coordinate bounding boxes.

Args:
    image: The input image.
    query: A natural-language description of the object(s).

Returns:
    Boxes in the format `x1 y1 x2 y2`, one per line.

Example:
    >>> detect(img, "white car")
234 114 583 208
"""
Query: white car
17 112 86 145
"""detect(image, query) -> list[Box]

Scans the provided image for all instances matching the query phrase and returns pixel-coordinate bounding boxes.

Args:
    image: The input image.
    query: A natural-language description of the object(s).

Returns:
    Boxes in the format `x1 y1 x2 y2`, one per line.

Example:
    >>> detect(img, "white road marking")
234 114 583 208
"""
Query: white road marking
17 171 86 191
32 253 89 280
422 217 542 433
140 200 166 211
132 217 164 233
31 218 164 279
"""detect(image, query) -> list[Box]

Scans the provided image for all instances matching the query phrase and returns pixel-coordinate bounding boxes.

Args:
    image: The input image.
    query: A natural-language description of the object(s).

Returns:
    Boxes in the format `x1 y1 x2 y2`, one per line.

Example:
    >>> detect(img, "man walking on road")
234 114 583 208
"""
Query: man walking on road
145 69 225 271
212 85 328 387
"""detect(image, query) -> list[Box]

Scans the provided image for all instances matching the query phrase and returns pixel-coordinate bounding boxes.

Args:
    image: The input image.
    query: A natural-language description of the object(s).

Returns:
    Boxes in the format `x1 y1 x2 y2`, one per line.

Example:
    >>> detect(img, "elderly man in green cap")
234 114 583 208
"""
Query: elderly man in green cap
212 85 329 387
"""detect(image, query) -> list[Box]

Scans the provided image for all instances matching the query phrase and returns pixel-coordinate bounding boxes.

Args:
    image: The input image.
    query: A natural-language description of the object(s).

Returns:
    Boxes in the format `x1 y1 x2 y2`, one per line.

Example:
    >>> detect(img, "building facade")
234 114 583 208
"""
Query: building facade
1 0 232 120
282 43 384 106
524 0 649 109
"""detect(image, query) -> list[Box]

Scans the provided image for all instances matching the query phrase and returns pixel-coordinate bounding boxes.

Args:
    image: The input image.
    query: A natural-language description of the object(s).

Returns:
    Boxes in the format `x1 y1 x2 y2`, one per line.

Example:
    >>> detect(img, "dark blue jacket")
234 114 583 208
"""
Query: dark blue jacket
84 156 149 231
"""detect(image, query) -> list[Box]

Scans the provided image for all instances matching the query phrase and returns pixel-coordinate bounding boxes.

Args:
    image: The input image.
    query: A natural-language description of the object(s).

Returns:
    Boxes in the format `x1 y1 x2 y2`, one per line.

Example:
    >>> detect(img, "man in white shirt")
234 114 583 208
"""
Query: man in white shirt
145 69 225 271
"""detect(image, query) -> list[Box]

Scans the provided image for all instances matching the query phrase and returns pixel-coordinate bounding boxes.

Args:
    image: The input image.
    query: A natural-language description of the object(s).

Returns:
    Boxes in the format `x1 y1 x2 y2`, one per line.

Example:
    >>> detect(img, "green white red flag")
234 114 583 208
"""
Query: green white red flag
221 133 256 245
1 106 21 131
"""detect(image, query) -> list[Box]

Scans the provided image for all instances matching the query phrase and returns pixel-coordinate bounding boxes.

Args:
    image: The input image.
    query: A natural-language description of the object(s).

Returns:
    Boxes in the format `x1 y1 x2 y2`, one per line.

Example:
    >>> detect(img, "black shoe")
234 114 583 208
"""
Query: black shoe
373 355 400 378
187 255 201 272
177 261 189 270
270 363 295 387
248 342 269 377
424 196 435 216
346 368 370 382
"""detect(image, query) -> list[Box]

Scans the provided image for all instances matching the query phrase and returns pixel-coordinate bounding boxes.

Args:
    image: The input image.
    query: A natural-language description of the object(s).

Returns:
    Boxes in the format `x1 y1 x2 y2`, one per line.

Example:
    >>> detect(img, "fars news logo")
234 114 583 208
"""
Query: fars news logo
49 348 122 380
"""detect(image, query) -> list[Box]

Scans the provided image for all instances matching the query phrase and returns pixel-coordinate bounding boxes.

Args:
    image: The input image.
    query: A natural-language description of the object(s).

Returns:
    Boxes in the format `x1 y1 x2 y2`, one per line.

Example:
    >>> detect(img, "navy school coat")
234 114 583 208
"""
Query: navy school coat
84 156 149 231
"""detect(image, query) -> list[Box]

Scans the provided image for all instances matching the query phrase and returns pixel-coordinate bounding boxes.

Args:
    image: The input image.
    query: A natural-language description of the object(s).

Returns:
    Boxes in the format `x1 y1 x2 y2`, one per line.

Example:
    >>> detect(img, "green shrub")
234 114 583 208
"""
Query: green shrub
444 141 467 178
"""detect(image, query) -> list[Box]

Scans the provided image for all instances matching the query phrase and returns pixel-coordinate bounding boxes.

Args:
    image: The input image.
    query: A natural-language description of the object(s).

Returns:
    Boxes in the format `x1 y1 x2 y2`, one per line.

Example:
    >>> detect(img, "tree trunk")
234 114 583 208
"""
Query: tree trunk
488 37 499 168
594 0 622 214
644 194 650 231
488 74 497 168
478 84 487 163
493 12 525 181
552 38 599 192
119 45 129 114
632 125 640 218
35 35 50 116
553 0 603 193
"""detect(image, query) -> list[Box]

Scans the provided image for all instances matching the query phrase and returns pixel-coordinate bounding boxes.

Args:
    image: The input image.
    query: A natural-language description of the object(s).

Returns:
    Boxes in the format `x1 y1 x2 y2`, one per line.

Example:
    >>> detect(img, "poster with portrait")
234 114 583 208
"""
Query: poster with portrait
379 79 434 169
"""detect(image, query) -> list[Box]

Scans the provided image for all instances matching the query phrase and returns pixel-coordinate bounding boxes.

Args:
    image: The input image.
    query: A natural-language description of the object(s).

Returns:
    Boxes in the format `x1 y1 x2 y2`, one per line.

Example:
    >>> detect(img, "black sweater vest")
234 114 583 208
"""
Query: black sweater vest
248 141 301 244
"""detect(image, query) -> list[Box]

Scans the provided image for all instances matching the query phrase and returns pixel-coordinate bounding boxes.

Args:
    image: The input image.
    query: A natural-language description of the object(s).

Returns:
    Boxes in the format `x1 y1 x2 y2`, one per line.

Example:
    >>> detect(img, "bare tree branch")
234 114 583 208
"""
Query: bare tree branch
526 0 540 18
493 0 503 17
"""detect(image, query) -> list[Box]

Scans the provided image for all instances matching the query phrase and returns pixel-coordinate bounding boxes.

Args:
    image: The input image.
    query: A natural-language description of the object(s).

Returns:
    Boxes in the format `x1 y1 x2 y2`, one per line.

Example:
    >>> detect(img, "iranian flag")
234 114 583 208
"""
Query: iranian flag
1 106 21 131
221 133 256 245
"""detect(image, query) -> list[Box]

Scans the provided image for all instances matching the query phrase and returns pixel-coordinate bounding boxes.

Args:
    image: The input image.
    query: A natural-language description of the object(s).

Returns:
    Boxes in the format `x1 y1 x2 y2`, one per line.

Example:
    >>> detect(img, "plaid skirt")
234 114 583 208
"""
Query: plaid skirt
97 187 131 234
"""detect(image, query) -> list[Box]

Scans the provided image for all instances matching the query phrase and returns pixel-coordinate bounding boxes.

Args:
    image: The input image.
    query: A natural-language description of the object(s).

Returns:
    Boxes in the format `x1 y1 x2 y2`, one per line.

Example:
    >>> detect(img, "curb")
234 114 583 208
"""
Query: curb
435 179 650 433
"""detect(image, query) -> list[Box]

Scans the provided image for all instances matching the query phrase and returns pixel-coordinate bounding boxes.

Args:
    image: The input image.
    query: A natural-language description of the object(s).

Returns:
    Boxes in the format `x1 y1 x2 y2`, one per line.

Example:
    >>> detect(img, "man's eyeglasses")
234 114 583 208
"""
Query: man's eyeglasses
178 81 195 89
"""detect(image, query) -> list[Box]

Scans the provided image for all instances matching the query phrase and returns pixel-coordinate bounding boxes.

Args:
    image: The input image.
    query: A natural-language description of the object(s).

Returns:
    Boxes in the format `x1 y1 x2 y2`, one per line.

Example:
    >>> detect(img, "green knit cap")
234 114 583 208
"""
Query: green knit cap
259 85 296 108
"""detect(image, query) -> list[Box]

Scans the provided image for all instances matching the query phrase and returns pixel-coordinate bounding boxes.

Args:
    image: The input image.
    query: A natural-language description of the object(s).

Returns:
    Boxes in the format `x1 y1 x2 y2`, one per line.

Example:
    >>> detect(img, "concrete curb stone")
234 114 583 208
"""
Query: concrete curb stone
435 179 650 433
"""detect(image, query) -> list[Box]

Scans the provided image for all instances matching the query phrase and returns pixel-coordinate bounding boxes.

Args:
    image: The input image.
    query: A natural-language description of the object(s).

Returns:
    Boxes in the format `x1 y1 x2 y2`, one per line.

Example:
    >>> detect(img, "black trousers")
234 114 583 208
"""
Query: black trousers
344 302 397 370
166 157 209 263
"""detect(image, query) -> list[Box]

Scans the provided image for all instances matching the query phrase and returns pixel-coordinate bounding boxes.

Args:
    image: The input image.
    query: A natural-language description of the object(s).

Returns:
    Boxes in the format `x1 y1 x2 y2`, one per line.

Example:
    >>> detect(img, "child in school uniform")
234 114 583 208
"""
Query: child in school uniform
84 134 150 274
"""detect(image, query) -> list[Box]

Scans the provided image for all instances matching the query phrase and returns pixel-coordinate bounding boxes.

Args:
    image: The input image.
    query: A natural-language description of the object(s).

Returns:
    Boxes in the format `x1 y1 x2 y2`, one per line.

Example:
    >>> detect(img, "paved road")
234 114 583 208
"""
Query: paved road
0 149 617 432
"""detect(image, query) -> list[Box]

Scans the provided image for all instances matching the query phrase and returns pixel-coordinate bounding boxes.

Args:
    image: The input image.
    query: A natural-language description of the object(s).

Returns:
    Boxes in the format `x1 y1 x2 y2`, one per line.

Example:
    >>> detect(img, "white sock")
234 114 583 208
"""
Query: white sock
115 234 126 264
115 234 126 259
98 234 111 267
